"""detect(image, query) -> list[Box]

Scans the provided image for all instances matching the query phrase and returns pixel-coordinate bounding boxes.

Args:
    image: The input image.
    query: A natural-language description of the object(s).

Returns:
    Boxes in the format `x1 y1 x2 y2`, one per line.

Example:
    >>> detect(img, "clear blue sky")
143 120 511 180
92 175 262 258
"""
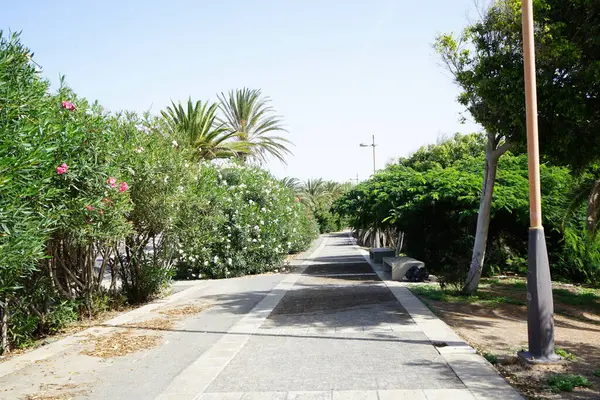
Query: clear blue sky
3 0 481 182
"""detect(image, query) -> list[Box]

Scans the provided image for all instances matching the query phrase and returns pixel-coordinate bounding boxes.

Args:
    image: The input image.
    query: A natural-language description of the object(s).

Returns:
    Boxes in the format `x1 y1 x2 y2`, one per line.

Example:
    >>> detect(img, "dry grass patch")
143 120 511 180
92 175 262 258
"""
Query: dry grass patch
25 395 73 400
77 302 210 358
0 305 137 364
80 330 161 358
25 383 88 400
123 317 175 331
158 302 211 317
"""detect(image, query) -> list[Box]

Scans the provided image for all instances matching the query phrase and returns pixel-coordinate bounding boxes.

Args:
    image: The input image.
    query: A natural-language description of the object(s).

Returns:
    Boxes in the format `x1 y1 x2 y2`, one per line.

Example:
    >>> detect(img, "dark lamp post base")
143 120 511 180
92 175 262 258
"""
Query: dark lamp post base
517 350 563 365
518 227 560 364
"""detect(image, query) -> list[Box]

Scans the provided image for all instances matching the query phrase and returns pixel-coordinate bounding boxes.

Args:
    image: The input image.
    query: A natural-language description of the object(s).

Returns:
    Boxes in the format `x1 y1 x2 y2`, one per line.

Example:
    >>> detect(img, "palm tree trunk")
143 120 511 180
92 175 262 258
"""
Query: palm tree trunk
587 179 600 235
463 133 510 294
1 298 8 354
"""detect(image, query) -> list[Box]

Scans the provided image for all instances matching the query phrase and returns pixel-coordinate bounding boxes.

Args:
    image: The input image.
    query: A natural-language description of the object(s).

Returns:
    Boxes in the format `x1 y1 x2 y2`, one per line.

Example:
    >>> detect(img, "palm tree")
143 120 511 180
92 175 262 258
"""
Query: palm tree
161 98 249 160
299 179 332 211
324 181 353 200
280 177 301 194
296 179 353 211
217 88 292 165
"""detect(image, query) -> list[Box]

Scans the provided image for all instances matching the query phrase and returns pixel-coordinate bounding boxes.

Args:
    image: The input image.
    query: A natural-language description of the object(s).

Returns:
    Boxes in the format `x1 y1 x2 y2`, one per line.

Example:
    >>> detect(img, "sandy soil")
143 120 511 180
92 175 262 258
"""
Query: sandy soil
414 280 600 400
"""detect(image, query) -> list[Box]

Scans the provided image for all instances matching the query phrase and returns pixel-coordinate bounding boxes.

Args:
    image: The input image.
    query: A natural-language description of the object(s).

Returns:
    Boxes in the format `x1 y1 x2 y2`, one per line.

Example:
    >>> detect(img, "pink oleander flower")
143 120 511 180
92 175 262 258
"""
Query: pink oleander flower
86 205 94 211
107 177 117 188
61 101 76 111
56 163 69 175
119 182 129 192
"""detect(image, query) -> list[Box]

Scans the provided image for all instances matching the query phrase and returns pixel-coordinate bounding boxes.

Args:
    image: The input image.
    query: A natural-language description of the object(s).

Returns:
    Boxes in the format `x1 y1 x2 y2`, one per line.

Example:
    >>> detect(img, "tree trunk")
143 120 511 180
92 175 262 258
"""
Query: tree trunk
1 298 8 354
463 134 510 294
587 179 600 235
396 231 405 256
373 227 380 248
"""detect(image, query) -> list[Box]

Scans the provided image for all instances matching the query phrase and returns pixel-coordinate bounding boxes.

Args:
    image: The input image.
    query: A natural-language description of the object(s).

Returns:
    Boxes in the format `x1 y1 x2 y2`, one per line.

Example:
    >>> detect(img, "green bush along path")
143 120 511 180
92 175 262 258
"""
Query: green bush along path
0 32 320 353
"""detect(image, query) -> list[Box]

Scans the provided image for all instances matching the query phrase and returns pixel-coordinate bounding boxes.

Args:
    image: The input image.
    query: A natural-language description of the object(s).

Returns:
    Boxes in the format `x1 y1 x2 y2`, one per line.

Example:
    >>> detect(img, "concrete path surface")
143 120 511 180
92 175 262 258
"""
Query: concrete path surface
0 233 522 400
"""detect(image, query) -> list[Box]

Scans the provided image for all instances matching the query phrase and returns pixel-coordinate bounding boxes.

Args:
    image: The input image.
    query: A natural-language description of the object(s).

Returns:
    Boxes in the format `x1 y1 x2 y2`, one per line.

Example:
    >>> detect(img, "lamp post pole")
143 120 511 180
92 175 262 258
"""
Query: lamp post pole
371 134 376 175
518 0 559 363
360 135 377 175
360 136 379 247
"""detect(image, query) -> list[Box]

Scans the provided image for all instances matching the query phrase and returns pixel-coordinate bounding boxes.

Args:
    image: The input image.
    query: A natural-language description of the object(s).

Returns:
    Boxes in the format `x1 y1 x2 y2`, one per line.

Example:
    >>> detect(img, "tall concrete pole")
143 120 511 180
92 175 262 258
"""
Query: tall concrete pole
518 0 559 363
372 134 376 175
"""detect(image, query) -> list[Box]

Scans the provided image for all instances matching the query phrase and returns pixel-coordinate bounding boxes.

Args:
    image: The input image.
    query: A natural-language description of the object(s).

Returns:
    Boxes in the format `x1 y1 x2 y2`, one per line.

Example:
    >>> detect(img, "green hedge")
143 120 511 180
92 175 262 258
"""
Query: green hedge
0 32 317 351
174 163 318 279
334 153 578 286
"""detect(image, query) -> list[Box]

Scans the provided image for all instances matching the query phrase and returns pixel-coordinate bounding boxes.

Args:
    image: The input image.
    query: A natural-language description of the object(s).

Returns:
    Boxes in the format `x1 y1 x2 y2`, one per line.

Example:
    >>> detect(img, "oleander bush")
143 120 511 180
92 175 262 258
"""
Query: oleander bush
174 163 318 279
0 32 316 352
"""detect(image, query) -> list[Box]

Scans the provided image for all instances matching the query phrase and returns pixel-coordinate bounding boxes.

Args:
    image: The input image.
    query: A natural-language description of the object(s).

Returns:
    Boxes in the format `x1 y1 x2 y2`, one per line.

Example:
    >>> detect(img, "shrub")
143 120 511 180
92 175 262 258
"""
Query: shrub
288 205 319 253
8 276 78 348
547 374 592 392
557 227 600 284
334 153 573 287
174 163 317 279
0 32 316 351
113 114 188 303
0 32 58 350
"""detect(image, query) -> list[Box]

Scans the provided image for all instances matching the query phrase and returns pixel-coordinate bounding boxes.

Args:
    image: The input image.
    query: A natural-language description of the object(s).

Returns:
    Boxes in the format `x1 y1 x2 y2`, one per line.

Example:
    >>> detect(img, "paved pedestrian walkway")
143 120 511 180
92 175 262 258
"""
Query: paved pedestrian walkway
0 233 522 400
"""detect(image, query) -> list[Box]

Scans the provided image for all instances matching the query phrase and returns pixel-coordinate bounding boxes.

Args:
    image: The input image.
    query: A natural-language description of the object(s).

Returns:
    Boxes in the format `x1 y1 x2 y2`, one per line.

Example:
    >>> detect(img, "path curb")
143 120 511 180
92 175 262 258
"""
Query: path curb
348 232 523 400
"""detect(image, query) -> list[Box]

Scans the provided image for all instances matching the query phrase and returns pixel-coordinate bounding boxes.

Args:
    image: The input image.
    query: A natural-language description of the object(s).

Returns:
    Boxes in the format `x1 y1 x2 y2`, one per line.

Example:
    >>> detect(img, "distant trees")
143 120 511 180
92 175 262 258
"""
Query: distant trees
283 178 353 233
334 134 579 289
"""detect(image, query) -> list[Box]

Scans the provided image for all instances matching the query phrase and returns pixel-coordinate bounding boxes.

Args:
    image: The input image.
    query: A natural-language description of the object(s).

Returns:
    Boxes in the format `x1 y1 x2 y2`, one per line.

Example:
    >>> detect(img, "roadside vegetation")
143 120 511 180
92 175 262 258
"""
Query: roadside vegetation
0 32 323 353
333 0 600 398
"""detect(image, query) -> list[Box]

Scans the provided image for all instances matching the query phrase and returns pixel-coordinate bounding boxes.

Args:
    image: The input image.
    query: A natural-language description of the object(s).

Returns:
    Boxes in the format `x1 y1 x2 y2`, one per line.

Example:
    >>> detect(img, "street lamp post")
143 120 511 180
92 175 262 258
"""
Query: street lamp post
360 136 379 247
359 135 377 175
518 0 559 363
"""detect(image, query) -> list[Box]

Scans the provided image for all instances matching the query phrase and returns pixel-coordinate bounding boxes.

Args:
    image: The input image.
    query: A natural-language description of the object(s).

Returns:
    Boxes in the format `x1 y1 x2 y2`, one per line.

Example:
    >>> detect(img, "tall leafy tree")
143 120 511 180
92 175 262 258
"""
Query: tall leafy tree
161 98 248 160
218 88 292 165
436 0 600 293
397 133 487 171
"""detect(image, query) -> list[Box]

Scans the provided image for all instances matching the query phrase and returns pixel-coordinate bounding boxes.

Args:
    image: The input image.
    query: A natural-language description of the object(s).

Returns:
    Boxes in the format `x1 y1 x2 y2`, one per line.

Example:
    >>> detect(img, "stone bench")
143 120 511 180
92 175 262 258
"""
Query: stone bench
369 248 395 263
383 256 425 281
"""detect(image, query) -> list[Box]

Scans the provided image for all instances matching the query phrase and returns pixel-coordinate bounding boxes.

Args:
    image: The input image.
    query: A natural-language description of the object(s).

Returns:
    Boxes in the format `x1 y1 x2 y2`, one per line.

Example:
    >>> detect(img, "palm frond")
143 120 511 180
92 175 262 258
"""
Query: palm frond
161 98 249 161
217 88 292 165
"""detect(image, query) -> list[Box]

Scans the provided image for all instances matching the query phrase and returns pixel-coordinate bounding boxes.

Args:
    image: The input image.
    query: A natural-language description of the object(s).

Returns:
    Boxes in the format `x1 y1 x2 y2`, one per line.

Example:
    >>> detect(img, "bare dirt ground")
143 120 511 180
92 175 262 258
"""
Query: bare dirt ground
411 278 600 400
